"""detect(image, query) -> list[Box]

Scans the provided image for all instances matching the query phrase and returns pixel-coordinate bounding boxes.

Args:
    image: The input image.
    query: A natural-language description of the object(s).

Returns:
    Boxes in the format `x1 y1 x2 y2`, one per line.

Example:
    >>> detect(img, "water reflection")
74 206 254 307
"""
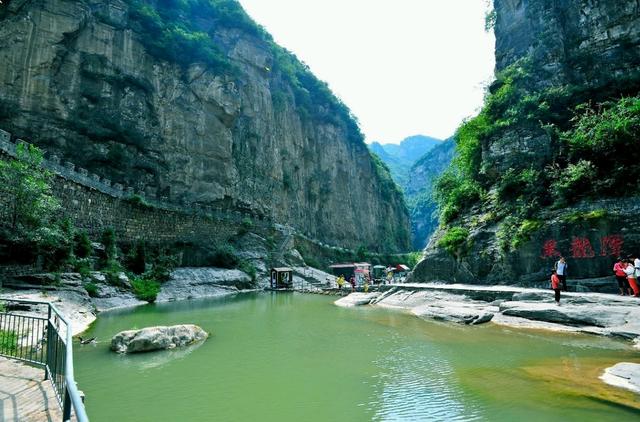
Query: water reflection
366 337 482 421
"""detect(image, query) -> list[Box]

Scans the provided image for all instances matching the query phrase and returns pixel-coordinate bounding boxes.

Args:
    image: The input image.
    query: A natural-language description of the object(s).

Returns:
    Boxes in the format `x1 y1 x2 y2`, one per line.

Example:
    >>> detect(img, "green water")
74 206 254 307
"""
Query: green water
75 293 639 421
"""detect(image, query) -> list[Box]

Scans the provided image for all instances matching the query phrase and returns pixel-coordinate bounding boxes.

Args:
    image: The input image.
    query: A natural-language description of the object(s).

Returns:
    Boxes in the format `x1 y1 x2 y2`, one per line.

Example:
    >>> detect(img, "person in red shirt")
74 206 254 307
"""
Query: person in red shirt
551 270 561 305
613 257 630 295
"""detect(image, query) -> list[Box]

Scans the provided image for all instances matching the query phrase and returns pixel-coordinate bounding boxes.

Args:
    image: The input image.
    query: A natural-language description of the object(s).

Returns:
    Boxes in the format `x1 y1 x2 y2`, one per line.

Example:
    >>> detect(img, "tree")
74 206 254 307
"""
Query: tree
0 143 62 245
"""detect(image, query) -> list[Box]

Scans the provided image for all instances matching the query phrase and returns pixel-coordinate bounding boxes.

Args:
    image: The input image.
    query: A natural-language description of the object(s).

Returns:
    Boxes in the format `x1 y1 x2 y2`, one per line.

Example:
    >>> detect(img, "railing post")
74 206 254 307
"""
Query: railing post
62 387 72 421
44 305 52 381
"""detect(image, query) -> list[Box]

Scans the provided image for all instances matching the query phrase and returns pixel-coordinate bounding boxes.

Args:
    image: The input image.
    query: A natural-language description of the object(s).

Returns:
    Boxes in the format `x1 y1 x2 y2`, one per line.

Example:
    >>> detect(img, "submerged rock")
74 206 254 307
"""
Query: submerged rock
111 324 208 354
601 363 640 394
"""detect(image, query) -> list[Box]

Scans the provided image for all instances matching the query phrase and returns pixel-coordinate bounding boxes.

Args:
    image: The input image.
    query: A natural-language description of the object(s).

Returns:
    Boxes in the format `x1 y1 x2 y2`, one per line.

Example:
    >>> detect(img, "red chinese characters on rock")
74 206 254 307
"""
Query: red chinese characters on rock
571 237 595 258
540 235 624 259
600 235 624 258
541 240 561 258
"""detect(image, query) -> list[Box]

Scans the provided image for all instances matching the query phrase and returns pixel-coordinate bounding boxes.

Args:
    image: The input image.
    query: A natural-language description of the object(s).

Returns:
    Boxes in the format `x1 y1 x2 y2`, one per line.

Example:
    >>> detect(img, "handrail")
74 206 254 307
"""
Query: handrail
0 298 89 421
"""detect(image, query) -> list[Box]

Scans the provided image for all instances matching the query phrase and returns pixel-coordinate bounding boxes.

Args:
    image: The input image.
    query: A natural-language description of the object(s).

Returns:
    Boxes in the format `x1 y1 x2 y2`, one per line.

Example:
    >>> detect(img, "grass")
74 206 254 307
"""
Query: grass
0 329 18 353
437 227 470 257
131 277 161 303
562 209 608 223
84 282 99 298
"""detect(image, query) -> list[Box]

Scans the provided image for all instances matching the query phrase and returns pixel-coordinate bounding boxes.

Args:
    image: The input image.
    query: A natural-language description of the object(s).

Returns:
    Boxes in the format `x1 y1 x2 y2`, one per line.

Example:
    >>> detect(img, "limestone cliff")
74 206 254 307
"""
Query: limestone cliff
405 138 454 250
0 0 410 252
412 0 640 286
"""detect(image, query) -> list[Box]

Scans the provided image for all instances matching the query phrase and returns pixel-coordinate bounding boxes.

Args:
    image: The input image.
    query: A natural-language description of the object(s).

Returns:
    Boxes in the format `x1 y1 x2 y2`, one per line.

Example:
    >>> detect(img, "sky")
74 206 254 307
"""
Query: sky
238 0 496 143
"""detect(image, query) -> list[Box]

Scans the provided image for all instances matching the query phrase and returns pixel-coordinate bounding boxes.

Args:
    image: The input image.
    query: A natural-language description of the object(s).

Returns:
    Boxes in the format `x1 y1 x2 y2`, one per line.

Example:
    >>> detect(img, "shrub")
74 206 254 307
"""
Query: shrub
437 227 470 257
238 218 254 236
512 219 543 250
562 209 608 223
131 276 161 303
435 170 483 223
0 329 18 353
74 258 93 278
128 0 233 73
560 96 640 200
549 160 596 206
125 194 153 209
84 282 99 298
405 251 423 269
146 250 179 282
40 218 75 271
74 231 93 258
565 97 640 159
238 260 257 283
103 259 124 286
355 245 368 262
126 241 146 274
101 228 117 262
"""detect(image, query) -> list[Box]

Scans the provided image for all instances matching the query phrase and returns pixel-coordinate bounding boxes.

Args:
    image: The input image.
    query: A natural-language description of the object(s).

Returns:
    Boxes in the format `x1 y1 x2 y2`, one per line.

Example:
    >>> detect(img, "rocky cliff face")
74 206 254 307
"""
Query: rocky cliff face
412 0 640 285
369 135 446 249
0 0 410 252
406 138 454 250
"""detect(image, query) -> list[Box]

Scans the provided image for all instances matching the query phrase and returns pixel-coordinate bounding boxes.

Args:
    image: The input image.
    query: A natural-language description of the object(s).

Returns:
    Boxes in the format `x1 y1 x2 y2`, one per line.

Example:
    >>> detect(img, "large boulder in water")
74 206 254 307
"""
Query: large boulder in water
111 324 208 354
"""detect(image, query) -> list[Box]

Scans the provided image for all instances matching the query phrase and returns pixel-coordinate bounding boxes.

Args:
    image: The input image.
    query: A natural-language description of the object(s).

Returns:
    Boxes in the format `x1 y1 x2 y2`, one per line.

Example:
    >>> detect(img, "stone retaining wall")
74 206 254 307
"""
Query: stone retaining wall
0 129 358 253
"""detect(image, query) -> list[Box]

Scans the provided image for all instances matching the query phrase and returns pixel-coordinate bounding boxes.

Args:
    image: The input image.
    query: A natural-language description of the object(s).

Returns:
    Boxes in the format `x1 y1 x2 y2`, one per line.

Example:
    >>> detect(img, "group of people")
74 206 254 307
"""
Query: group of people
613 256 640 297
336 275 358 292
550 255 640 305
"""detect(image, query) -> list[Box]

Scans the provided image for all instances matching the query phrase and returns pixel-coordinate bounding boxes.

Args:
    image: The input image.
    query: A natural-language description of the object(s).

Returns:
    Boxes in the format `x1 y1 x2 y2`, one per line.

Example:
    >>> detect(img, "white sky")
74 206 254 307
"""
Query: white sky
238 0 495 143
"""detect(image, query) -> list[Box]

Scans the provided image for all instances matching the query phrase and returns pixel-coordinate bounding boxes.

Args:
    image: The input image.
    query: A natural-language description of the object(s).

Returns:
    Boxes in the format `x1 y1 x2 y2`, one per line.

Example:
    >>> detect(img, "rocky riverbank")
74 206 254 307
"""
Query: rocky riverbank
0 263 338 335
0 267 256 335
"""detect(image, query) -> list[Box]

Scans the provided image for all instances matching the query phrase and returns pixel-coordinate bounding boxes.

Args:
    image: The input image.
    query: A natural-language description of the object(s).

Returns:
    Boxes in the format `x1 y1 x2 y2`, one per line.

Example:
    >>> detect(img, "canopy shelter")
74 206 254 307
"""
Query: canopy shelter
270 267 293 289
372 265 386 280
329 263 356 279
396 264 410 273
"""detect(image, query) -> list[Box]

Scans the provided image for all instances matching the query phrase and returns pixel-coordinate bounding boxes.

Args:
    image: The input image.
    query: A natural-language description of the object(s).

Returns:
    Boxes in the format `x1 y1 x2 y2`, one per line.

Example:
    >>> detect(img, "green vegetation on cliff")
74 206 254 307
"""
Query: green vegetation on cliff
435 56 640 239
127 0 363 144
0 143 73 269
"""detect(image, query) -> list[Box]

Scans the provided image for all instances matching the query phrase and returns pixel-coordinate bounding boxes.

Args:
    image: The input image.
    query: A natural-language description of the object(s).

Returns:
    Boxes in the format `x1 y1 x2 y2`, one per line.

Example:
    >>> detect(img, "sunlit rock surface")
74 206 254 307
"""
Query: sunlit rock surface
110 324 208 353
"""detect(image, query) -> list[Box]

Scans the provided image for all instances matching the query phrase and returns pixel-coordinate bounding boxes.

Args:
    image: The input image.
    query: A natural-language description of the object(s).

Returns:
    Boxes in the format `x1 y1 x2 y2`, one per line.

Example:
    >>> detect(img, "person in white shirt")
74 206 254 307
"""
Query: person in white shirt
554 257 568 291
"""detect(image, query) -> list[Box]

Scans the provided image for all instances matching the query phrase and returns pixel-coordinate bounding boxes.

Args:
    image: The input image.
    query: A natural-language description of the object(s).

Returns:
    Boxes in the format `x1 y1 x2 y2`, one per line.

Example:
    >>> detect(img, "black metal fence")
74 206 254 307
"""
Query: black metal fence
0 298 89 421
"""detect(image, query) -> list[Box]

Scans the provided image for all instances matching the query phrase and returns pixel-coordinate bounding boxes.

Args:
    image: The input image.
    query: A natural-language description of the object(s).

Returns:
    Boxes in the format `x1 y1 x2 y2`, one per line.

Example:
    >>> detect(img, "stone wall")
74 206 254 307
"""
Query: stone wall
0 128 361 255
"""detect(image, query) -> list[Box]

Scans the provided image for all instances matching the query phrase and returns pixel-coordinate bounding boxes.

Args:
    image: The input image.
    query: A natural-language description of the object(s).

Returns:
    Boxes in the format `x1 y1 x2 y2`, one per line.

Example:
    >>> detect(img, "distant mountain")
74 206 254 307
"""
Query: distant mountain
369 135 442 188
407 138 456 249
369 135 454 250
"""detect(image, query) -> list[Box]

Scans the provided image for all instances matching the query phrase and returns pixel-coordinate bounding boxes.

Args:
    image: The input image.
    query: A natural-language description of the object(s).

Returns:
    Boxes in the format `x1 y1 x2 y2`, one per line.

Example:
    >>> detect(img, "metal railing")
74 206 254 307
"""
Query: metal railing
0 298 89 421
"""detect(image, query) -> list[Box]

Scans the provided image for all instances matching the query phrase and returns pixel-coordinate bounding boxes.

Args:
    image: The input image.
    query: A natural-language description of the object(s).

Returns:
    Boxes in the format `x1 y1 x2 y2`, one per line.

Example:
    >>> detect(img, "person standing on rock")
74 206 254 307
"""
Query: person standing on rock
614 257 630 295
551 269 561 305
554 257 568 291
624 258 639 297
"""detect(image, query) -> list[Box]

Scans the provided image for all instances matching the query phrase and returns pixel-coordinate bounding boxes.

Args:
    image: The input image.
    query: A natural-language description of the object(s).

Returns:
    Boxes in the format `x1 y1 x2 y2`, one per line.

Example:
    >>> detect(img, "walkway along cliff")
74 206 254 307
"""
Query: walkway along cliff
411 0 640 287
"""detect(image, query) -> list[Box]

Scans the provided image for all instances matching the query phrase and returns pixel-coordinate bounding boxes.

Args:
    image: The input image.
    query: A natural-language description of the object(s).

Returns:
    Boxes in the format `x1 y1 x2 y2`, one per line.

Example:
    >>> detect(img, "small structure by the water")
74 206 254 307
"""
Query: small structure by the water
372 265 386 282
270 267 293 289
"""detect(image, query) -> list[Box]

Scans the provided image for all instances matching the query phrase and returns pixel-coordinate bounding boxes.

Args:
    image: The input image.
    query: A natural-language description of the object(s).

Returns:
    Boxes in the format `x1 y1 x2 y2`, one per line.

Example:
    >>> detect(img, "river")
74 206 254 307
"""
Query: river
74 292 639 421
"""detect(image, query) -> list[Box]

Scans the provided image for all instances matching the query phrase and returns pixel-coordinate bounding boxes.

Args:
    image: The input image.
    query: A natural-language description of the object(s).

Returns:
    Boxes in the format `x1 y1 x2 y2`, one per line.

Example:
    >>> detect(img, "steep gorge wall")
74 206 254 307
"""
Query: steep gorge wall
412 0 640 286
0 0 410 252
